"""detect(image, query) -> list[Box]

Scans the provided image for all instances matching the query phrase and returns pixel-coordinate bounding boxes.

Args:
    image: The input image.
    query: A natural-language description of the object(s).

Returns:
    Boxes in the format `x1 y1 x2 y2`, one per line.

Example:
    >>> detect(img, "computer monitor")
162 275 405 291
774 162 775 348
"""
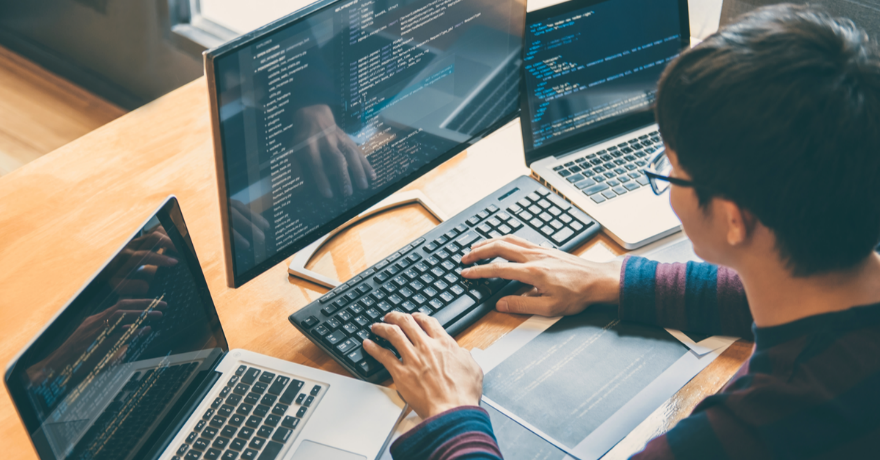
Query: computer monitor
205 0 527 287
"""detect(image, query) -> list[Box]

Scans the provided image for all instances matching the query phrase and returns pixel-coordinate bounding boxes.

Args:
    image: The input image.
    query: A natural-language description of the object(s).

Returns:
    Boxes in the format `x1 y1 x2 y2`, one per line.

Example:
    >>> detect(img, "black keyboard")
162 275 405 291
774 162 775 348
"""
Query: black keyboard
289 176 601 383
553 130 663 204
174 365 325 460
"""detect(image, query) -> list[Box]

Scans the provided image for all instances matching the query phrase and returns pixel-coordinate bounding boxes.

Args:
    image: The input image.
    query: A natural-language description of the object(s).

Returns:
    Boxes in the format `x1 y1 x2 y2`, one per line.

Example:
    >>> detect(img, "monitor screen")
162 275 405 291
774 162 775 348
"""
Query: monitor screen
6 199 227 460
211 0 526 286
521 0 686 157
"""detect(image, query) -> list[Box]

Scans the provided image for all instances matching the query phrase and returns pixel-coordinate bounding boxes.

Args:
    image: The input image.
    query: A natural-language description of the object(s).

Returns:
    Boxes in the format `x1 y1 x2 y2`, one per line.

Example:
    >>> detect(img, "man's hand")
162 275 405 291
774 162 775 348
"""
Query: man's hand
363 312 483 419
292 104 376 198
460 235 622 316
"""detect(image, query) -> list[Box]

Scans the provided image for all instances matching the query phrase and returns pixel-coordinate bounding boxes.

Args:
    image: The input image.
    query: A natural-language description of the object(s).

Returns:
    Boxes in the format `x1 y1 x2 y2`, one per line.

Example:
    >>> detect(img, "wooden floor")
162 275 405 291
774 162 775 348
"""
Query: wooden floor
0 45 125 177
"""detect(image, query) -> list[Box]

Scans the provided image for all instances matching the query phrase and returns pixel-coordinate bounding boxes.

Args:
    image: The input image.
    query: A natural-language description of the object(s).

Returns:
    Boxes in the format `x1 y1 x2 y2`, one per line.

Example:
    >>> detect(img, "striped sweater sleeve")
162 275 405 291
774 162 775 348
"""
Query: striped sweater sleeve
390 406 502 460
619 256 753 338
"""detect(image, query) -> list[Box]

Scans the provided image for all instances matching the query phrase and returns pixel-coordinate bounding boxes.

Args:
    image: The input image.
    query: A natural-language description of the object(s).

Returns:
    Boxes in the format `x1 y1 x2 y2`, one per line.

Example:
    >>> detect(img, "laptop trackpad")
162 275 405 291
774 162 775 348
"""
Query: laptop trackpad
289 440 366 460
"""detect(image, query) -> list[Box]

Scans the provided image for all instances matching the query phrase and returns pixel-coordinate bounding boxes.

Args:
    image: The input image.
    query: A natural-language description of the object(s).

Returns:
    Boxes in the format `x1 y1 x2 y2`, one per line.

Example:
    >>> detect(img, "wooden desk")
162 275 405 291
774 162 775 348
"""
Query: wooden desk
0 78 751 459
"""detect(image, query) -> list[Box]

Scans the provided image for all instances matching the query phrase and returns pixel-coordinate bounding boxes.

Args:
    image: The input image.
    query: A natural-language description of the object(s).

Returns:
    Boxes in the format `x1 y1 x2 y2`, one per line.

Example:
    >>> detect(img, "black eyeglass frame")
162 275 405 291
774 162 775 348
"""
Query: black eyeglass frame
641 145 697 195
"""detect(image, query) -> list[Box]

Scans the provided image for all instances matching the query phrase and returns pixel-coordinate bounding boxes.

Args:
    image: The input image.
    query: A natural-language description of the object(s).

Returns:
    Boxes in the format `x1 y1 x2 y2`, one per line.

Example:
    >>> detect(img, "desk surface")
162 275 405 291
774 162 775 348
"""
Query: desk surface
0 78 751 459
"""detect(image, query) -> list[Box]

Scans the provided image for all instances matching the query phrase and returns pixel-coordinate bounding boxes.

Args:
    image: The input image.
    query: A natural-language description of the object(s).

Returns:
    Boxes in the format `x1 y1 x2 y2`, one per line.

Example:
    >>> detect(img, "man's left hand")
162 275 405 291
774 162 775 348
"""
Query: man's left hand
364 312 483 419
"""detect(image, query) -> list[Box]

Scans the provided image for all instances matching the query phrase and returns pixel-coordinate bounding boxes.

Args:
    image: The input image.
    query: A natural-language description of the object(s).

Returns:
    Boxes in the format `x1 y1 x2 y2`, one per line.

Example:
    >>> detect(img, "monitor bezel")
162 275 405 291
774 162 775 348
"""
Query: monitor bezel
3 196 229 454
519 0 691 166
204 0 525 288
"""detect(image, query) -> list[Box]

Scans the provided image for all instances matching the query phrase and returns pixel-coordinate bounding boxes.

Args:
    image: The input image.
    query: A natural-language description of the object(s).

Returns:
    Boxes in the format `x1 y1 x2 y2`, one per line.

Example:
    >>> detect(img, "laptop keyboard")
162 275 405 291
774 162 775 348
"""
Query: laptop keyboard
172 365 325 460
290 176 602 383
81 363 198 460
553 131 663 204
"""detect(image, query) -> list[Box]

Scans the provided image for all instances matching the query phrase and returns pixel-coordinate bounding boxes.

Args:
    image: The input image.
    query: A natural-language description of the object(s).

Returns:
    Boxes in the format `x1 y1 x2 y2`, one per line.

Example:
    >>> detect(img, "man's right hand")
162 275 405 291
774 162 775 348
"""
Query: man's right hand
460 235 622 316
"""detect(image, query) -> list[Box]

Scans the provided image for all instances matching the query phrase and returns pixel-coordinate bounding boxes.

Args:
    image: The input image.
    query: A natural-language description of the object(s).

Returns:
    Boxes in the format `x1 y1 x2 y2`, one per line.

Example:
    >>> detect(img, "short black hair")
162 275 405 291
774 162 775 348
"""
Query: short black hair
655 4 880 276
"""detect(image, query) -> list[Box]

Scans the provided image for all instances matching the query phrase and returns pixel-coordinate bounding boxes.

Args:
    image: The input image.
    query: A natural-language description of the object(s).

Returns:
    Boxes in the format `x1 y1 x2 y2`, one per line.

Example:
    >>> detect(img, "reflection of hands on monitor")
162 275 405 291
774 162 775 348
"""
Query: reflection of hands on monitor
25 298 167 384
292 104 376 198
230 199 270 250
108 229 178 296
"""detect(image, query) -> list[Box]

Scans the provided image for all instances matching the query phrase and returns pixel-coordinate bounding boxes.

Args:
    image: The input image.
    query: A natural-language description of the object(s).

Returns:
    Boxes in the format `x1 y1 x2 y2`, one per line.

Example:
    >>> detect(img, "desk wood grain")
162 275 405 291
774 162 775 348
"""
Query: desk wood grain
0 78 751 459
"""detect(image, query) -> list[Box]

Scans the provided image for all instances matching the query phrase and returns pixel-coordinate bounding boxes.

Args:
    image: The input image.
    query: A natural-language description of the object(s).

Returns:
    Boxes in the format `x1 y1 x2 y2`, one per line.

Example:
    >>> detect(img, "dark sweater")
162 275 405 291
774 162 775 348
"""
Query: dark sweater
390 256 880 459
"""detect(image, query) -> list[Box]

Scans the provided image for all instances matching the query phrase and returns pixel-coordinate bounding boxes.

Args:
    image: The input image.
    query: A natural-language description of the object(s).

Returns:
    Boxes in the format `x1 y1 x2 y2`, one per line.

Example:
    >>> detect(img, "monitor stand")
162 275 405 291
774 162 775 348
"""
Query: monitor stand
287 190 448 288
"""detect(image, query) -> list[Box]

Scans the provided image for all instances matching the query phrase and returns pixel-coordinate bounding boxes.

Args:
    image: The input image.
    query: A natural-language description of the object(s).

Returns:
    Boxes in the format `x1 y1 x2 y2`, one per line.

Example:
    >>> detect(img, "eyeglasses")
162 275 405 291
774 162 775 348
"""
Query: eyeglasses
641 145 697 195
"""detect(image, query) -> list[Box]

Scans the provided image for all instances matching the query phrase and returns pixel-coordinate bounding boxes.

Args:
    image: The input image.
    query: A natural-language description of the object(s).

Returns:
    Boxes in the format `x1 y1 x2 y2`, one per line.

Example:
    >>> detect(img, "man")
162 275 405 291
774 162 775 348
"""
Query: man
364 5 880 459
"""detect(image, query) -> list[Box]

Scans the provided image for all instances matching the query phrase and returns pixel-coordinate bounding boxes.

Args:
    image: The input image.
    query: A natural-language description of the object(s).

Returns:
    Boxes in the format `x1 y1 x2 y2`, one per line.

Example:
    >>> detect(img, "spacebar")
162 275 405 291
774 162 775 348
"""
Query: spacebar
432 295 477 328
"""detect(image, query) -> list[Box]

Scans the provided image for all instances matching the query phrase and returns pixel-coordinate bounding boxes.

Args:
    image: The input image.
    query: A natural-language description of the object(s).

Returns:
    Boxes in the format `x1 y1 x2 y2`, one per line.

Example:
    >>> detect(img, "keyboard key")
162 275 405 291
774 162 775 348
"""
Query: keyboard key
624 181 640 191
248 437 266 449
246 416 262 428
237 427 254 439
359 357 381 375
346 347 367 364
253 405 269 417
261 394 277 406
228 414 245 427
202 427 218 439
237 404 253 415
205 449 222 460
222 451 238 460
602 190 617 199
234 383 249 396
582 183 610 196
258 426 273 438
265 414 281 427
323 330 346 346
210 416 226 427
432 295 476 328
551 227 575 245
281 416 299 429
218 405 233 417
212 437 229 449
310 385 321 396
278 379 303 405
241 449 258 460
272 403 288 416
194 438 210 450
337 338 359 354
185 451 202 460
312 324 330 337
613 186 628 195
272 427 292 443
258 441 283 460
297 406 308 418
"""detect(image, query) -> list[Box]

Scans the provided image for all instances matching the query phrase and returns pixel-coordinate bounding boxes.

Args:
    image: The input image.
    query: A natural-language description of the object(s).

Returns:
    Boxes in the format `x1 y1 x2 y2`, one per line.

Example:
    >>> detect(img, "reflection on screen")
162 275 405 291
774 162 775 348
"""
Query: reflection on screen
215 0 526 278
523 0 683 150
20 214 222 460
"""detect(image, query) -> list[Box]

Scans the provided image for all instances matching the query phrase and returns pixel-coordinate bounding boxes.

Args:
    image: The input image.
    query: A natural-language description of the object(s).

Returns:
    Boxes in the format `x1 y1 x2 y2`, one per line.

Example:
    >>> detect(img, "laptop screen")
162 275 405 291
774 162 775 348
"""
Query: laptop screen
520 0 688 163
5 198 227 460
209 0 526 287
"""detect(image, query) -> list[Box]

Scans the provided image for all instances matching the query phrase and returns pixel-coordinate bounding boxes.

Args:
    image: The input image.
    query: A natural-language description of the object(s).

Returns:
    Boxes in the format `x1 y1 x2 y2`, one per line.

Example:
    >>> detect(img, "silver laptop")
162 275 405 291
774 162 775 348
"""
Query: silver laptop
4 196 405 460
521 0 690 248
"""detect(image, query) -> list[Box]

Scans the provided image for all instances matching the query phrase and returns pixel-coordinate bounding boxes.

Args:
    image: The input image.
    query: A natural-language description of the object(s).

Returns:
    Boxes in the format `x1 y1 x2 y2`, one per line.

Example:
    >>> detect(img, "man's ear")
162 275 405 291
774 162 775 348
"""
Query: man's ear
719 199 753 246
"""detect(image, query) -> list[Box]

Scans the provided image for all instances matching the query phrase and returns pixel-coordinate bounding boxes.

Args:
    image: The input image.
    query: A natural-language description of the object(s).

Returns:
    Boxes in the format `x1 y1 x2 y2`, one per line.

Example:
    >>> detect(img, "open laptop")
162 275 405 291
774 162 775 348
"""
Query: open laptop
4 196 405 460
521 0 690 249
